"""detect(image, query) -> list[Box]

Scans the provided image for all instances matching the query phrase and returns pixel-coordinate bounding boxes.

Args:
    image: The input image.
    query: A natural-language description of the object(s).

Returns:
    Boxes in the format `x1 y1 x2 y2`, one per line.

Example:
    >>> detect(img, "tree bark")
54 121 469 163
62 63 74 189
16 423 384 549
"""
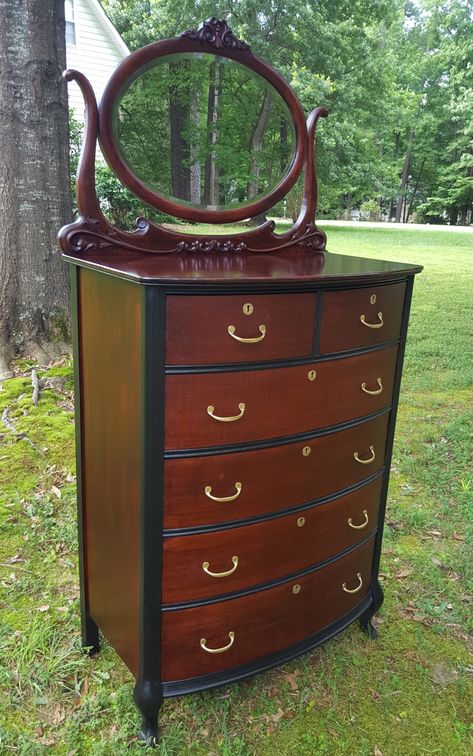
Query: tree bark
169 61 191 202
247 90 272 202
0 0 72 377
395 130 414 223
203 61 221 208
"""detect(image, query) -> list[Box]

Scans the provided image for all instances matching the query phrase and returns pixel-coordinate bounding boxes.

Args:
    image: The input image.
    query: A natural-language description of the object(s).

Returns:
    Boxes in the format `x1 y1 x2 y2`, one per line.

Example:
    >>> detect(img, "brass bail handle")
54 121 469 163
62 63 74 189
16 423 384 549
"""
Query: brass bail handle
228 324 266 343
204 482 242 502
354 445 376 465
207 403 245 422
360 312 384 329
202 555 239 578
342 573 363 594
361 378 383 395
200 631 235 654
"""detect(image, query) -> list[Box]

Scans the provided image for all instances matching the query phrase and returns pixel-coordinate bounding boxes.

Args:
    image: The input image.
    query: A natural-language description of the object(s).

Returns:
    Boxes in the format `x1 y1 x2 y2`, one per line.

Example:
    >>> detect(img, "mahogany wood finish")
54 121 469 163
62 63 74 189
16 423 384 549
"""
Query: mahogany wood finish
165 345 398 449
78 268 141 676
162 478 381 603
166 293 316 364
161 536 375 681
320 282 406 353
164 413 389 529
60 18 422 746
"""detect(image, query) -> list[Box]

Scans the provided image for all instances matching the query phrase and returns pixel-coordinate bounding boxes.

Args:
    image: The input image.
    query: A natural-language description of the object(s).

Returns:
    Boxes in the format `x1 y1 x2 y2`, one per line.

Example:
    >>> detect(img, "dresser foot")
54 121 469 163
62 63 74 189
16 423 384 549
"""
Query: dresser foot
81 614 100 654
134 679 162 747
359 615 378 639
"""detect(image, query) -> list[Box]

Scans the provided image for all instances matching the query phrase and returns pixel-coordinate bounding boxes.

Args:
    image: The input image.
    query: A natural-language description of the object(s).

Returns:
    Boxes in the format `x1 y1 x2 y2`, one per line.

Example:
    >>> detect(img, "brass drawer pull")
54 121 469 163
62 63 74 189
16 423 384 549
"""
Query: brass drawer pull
227 324 266 343
361 378 383 395
348 509 369 530
202 555 239 578
207 403 245 422
360 311 384 329
200 631 235 654
342 573 363 594
354 445 375 465
204 482 242 502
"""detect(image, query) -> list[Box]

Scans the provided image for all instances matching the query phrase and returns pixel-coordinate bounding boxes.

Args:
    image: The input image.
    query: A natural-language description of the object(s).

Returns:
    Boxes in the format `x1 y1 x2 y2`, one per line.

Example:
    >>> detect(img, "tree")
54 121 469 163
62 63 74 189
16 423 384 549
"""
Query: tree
0 0 71 377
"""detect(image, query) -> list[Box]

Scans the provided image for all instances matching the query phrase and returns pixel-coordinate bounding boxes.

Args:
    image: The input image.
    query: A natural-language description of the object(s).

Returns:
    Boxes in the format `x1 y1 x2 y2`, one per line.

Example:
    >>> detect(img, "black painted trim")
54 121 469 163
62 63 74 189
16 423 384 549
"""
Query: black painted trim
162 533 376 611
70 266 100 650
138 286 166 685
163 468 385 536
371 275 416 585
161 595 372 697
165 337 400 374
165 405 391 458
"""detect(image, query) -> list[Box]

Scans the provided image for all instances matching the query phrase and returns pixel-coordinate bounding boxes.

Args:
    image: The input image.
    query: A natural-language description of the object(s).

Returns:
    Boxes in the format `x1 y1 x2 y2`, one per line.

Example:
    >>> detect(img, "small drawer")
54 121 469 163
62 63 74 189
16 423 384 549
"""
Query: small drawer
164 345 397 449
166 293 316 365
319 283 406 354
164 413 389 528
162 477 381 603
161 536 375 681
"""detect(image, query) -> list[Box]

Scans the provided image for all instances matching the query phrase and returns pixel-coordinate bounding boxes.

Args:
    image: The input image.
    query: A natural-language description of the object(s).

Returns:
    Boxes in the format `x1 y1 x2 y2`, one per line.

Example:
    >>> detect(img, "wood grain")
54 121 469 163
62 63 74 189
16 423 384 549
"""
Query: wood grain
161 536 375 680
320 283 406 353
162 478 382 603
164 413 389 528
79 268 141 676
165 346 397 449
166 293 316 364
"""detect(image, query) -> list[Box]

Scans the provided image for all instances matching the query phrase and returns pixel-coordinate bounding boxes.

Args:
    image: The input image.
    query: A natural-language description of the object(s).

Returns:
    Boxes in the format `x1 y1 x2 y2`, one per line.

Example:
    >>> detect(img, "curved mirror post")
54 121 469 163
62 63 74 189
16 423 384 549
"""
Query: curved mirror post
112 53 296 213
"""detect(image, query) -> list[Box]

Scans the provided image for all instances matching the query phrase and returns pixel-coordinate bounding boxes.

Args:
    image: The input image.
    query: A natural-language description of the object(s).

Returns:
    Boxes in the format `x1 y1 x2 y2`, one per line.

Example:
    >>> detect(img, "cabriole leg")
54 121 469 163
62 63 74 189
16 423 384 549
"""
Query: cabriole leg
133 679 163 747
359 579 384 639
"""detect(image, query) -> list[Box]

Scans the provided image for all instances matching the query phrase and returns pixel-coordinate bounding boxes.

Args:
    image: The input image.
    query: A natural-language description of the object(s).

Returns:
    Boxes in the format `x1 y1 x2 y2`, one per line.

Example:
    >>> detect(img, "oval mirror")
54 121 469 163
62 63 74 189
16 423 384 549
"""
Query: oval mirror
111 53 296 215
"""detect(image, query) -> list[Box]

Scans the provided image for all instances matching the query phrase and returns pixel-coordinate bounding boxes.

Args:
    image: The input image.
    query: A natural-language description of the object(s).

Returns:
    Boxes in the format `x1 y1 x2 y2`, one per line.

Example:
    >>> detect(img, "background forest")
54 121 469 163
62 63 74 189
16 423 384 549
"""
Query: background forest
94 0 473 226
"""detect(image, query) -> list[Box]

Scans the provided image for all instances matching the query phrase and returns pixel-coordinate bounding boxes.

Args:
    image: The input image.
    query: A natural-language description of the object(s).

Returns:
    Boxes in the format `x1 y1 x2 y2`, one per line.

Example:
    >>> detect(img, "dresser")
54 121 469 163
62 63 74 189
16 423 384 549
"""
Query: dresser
59 19 422 745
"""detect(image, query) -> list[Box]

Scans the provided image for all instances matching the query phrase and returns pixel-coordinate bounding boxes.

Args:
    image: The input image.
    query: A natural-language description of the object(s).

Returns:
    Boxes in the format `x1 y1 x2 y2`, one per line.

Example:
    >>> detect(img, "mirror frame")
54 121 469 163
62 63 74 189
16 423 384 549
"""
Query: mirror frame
98 20 307 223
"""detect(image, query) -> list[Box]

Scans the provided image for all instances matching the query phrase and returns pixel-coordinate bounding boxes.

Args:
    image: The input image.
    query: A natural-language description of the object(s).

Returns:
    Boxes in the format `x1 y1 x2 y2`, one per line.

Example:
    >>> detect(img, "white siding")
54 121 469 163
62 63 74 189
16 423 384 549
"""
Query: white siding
66 0 129 121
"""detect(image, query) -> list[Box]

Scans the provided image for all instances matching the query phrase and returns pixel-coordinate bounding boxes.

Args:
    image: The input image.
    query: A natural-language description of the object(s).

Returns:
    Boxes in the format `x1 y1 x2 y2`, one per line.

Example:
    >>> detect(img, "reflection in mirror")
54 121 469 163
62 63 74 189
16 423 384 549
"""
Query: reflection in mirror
112 53 296 212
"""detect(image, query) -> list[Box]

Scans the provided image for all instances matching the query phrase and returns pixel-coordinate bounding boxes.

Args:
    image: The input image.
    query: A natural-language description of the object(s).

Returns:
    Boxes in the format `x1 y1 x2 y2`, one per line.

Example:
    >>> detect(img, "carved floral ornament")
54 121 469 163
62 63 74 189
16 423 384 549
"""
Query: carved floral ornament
183 17 250 50
58 19 328 256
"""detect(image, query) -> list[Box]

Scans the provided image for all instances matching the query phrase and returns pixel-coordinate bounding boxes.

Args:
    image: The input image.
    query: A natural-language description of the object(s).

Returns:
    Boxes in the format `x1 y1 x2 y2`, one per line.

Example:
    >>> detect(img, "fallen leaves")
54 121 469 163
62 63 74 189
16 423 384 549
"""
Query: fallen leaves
430 662 459 685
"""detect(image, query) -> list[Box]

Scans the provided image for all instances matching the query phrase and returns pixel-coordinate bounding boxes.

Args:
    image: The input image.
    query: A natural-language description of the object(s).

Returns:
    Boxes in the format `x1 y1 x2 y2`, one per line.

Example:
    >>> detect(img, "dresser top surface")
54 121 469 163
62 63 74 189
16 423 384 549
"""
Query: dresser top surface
63 248 422 286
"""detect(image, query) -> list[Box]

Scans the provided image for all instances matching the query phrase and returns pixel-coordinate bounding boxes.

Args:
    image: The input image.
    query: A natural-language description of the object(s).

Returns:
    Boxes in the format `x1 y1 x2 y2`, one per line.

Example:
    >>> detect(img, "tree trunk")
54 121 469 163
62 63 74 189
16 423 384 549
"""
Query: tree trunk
169 61 191 202
204 61 221 208
406 158 425 222
395 130 414 223
247 90 272 202
189 88 201 205
0 0 72 377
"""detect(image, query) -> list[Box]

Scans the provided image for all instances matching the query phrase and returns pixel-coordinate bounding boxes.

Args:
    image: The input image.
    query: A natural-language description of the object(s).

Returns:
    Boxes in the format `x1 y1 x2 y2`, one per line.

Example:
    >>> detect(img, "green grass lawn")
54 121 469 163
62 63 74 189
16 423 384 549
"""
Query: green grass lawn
1 226 472 755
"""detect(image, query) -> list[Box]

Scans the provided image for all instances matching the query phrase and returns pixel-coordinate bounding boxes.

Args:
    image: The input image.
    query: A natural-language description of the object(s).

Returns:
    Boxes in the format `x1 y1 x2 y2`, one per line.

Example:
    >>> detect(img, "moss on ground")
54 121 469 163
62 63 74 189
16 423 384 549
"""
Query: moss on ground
0 227 472 754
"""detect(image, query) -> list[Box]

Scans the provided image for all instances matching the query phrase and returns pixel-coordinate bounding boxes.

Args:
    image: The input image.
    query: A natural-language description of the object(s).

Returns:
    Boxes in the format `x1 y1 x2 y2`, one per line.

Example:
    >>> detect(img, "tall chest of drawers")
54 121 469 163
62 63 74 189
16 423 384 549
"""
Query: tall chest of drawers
60 17 422 742
67 251 421 741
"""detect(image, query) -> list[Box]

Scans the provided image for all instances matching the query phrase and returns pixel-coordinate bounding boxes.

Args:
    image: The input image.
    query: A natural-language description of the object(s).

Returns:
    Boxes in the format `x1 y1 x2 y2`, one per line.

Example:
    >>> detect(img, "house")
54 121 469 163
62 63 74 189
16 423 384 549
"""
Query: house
65 0 129 120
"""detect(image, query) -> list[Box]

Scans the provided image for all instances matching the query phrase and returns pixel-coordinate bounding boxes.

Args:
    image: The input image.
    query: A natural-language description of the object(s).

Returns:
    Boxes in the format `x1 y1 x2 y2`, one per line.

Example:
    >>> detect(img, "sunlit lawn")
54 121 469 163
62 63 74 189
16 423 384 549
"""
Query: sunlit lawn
0 225 472 754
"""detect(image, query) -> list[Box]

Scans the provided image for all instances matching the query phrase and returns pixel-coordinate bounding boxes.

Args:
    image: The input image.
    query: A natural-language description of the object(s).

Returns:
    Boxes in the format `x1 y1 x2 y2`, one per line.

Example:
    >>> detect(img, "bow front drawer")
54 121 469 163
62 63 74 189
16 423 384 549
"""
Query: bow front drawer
161 536 375 681
164 412 389 528
162 477 381 603
320 283 406 353
166 293 316 364
164 345 397 449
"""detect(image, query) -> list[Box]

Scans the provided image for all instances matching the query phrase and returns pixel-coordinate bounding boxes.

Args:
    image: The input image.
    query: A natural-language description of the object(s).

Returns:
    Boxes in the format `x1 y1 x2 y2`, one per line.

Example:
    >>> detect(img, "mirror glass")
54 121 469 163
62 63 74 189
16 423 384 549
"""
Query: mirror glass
112 53 296 212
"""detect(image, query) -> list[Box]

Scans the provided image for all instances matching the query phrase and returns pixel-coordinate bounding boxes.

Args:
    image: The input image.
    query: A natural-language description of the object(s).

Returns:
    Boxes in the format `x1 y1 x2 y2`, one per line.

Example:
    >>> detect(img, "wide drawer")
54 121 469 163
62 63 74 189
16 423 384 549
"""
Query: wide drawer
164 412 389 529
166 293 317 365
319 283 406 354
161 536 375 681
162 477 381 603
165 345 397 449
